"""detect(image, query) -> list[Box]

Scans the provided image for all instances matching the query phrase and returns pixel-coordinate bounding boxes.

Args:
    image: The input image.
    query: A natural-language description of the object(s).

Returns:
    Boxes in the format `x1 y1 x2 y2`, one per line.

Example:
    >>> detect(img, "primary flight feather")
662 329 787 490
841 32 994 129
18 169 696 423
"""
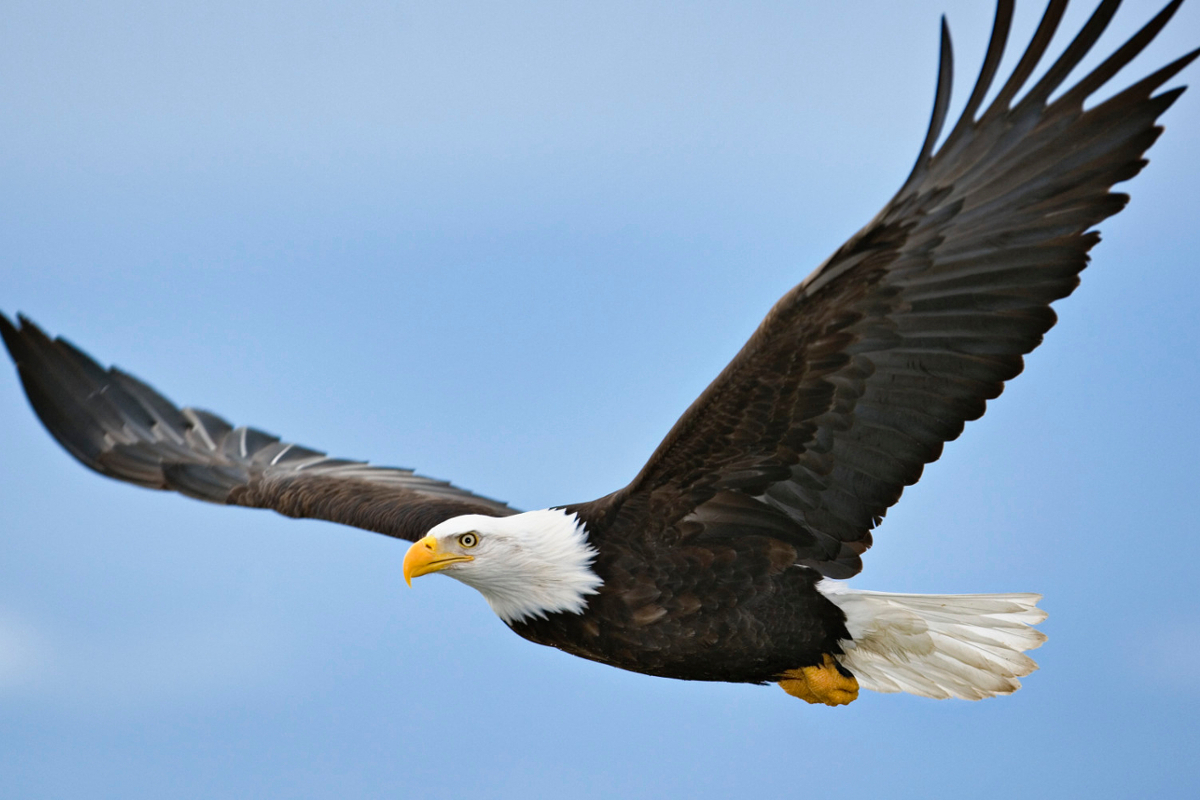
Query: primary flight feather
4 0 1195 704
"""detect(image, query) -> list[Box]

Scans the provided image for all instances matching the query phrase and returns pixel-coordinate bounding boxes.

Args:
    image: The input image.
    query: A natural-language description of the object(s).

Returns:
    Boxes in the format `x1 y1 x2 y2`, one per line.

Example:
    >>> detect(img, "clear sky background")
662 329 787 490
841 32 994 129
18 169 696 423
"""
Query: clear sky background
2 1 1198 797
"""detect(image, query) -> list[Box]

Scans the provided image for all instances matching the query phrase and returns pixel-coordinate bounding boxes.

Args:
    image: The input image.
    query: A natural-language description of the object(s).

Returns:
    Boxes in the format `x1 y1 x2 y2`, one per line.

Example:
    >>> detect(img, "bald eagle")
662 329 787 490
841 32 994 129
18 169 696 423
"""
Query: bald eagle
3 0 1195 705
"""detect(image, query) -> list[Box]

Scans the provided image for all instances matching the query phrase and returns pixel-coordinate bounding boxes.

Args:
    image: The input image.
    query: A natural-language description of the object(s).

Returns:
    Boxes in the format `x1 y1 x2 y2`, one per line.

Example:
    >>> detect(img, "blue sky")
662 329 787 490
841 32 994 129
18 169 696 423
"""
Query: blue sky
2 1 1198 797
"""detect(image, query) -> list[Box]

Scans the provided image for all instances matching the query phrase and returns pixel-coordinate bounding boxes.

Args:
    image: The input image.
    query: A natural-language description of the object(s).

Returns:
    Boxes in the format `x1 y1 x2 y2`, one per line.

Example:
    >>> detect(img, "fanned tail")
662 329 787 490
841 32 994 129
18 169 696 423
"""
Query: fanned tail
818 582 1047 700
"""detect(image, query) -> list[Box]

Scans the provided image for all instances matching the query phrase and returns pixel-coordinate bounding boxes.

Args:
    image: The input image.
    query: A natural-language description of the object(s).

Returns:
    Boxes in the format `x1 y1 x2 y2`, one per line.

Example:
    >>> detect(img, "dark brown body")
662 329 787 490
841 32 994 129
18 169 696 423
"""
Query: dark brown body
511 533 850 684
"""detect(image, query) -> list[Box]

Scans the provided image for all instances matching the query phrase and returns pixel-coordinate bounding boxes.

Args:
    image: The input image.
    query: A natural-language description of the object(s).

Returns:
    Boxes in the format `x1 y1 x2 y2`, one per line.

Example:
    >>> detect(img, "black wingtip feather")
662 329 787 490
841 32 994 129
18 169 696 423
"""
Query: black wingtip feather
902 17 955 190
1019 0 1123 109
1059 0 1187 107
982 0 1071 119
0 312 19 353
3 315 115 470
945 0 1015 146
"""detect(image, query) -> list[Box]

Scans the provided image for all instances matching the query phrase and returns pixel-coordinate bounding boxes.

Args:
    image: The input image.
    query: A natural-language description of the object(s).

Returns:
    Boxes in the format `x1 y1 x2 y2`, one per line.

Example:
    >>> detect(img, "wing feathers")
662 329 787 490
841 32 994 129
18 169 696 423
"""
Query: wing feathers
2 314 514 541
1058 0 1186 107
984 0 1069 118
584 1 1193 577
951 0 1014 136
908 18 956 186
1019 0 1123 109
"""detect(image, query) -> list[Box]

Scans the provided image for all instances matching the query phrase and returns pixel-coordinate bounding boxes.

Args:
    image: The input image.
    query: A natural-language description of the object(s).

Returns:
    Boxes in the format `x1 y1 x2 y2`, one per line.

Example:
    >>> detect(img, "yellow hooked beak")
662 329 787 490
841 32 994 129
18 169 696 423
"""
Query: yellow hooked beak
403 535 474 586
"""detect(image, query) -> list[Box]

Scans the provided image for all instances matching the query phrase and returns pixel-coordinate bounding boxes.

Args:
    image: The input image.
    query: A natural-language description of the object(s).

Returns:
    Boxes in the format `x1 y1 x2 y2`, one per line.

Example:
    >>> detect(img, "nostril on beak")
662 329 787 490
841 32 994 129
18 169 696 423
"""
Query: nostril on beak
423 540 435 551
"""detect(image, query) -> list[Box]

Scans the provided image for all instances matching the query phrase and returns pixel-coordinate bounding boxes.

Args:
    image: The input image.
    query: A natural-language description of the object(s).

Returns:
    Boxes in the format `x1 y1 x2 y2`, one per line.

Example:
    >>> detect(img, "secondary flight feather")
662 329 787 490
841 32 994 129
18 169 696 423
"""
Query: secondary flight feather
4 0 1195 704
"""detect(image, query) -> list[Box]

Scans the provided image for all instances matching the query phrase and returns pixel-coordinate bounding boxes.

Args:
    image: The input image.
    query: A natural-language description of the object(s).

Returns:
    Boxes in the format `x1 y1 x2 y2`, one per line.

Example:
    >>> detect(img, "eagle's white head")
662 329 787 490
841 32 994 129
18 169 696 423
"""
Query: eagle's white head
402 508 603 624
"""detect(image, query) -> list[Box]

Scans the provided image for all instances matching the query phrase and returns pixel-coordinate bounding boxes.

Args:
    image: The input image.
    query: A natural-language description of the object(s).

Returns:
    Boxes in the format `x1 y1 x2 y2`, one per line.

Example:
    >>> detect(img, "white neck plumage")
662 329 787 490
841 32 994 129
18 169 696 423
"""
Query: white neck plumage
426 508 603 624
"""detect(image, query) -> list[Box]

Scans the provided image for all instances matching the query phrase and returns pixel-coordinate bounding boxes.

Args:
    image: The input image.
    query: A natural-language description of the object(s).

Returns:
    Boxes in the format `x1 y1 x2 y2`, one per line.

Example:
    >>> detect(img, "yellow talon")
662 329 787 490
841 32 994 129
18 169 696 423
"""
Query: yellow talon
778 654 859 706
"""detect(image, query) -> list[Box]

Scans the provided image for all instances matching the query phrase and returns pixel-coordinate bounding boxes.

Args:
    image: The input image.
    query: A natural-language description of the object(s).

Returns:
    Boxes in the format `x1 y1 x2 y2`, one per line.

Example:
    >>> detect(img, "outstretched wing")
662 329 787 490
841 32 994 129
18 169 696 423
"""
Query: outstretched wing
1 314 516 541
578 0 1197 578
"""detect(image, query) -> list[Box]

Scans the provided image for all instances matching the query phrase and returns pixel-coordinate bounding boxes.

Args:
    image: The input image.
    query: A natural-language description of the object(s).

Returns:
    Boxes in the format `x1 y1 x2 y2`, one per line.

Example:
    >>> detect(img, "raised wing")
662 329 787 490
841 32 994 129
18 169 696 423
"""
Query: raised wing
1 314 516 541
580 0 1196 577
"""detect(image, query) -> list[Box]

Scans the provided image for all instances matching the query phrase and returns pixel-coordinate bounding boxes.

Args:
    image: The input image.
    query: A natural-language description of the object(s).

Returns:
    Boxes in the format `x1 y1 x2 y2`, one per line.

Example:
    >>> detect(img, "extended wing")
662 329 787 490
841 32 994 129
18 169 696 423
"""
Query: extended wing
1 314 515 541
579 0 1196 577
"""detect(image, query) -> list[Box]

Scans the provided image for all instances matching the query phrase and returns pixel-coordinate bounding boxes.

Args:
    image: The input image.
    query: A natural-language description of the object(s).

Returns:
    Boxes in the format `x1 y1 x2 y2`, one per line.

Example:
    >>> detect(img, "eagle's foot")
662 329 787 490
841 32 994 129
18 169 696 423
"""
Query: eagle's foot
778 654 859 706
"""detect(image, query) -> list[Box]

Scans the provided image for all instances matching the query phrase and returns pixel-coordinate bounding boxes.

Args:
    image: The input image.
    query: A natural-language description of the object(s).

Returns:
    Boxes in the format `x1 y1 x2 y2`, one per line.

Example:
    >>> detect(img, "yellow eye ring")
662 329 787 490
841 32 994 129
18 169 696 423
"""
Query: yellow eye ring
458 532 479 548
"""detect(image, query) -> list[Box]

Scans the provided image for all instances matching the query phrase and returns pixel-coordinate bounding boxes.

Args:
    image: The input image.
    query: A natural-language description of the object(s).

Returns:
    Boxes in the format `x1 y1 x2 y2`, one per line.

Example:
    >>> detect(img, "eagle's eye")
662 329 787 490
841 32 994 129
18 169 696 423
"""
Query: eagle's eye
458 532 479 548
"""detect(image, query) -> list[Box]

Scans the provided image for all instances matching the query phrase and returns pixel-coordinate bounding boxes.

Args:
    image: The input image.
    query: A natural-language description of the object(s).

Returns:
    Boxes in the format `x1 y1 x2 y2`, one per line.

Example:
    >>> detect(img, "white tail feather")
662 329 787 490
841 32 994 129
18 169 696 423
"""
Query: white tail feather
818 581 1048 700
